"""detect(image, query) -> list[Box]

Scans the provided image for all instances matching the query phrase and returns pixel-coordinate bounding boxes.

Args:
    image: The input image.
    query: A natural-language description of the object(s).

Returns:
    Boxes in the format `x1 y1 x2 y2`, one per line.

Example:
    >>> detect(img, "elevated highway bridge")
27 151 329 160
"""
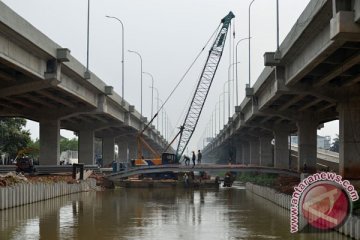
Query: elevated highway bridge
0 2 171 166
202 0 360 179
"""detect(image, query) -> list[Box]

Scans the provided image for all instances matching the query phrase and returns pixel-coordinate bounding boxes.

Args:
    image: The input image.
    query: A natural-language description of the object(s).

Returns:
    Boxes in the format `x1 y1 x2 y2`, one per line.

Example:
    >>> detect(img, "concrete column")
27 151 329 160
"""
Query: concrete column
273 125 289 169
127 139 137 160
249 138 260 165
102 136 115 166
259 136 273 167
235 143 243 164
39 119 60 165
338 100 360 179
242 142 250 165
78 129 94 165
296 113 318 173
117 140 128 162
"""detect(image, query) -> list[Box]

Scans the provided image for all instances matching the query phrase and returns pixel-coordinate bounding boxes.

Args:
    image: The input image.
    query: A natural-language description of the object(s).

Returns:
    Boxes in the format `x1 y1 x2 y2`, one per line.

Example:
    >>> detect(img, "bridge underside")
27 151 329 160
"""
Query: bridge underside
203 0 360 179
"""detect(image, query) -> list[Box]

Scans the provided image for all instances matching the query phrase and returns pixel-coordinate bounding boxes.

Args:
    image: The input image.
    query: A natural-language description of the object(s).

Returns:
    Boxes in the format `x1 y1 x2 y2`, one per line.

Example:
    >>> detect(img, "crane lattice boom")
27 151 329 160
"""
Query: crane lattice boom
175 11 235 160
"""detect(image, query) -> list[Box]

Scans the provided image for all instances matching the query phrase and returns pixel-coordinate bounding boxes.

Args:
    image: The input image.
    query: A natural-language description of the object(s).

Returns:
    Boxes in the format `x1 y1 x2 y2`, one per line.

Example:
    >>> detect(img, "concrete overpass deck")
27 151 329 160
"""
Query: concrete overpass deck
0 2 170 165
203 0 360 178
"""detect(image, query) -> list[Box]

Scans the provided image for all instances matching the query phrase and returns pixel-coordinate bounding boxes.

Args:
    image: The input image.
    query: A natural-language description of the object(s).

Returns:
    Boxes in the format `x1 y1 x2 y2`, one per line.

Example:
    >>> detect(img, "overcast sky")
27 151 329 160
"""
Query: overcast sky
2 0 338 150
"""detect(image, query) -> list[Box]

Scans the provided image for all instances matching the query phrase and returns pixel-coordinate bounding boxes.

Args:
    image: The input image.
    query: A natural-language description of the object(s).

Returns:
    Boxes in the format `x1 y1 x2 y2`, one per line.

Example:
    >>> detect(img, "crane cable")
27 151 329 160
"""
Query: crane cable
161 23 222 142
156 23 221 116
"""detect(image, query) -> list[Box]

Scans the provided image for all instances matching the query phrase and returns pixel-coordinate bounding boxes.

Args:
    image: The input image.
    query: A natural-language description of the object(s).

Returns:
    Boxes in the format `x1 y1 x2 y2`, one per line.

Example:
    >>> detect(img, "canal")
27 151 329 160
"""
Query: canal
0 184 351 240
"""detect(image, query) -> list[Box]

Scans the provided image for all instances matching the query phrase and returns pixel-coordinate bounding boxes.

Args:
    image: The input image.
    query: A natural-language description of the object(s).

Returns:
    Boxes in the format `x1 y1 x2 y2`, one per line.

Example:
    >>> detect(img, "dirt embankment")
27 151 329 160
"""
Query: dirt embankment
0 172 113 189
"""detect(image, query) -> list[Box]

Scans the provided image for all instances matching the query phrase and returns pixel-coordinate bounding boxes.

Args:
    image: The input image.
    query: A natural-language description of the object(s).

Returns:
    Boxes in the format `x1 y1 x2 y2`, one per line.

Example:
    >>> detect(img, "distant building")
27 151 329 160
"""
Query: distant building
290 135 331 150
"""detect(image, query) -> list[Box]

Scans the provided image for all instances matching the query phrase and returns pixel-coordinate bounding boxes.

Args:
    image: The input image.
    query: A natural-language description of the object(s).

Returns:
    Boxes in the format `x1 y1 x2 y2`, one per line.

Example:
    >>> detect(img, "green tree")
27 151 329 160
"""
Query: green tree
330 135 339 153
60 137 78 152
0 118 31 159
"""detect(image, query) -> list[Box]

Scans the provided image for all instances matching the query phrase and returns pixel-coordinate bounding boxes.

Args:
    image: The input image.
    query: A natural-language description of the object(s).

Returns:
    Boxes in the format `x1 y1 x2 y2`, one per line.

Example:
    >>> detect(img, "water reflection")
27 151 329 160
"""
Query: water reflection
0 186 351 240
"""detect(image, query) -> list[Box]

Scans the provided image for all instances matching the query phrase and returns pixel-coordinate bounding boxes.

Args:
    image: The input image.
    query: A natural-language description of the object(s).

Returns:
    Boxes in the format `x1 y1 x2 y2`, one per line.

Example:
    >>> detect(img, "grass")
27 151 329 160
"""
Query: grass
237 172 278 187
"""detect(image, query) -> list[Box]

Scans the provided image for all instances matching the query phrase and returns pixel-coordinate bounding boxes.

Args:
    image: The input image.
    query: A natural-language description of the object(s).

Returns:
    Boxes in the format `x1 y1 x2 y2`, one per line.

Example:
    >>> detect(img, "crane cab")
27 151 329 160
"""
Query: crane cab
161 152 178 164
132 153 178 167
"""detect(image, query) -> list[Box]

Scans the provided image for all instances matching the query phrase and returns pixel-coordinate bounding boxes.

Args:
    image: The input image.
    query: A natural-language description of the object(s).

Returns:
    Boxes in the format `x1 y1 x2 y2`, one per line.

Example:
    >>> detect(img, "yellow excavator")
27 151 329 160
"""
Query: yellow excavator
133 116 176 166
15 147 39 173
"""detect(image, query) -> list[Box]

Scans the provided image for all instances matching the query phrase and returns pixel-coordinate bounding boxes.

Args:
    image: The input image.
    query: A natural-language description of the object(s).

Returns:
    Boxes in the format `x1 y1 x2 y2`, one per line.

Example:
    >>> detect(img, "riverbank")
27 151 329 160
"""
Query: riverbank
0 172 98 210
246 182 360 239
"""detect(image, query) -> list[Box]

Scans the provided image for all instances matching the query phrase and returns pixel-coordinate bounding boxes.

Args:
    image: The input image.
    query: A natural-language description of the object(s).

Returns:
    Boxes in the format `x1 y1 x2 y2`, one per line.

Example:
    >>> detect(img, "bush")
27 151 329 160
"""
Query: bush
237 172 277 186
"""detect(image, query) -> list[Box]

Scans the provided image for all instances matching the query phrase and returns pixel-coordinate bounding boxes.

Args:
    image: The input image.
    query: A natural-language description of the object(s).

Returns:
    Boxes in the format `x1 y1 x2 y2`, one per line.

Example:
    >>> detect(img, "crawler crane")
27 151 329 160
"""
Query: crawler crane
134 11 235 166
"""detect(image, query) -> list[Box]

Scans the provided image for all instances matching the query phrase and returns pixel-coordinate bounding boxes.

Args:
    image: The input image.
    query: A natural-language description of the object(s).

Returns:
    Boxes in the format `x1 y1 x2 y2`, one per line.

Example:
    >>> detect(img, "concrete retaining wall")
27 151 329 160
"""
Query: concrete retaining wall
0 179 96 210
246 182 360 239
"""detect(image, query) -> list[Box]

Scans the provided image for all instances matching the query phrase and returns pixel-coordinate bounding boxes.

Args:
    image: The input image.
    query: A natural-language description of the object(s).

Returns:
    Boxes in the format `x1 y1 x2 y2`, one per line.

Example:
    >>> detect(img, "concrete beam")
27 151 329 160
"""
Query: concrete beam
0 79 58 98
330 11 360 41
313 52 360 87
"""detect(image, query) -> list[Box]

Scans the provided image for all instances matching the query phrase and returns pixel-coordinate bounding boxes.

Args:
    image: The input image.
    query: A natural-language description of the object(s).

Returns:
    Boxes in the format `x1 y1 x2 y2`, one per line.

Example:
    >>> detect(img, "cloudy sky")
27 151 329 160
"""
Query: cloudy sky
2 0 338 150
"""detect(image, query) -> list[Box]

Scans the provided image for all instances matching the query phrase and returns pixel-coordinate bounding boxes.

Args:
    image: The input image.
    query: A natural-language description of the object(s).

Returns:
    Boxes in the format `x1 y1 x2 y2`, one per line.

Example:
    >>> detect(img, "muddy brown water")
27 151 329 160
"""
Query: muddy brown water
0 184 351 240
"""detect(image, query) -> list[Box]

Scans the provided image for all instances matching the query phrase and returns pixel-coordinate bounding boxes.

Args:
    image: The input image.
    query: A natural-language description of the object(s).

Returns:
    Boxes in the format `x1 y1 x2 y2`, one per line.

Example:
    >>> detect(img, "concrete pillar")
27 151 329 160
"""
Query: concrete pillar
117 140 129 162
296 113 318 173
249 138 260 165
78 129 94 165
235 143 243 164
242 142 250 164
102 136 115 166
127 139 137 160
39 119 60 165
338 100 360 179
260 136 273 167
273 125 289 169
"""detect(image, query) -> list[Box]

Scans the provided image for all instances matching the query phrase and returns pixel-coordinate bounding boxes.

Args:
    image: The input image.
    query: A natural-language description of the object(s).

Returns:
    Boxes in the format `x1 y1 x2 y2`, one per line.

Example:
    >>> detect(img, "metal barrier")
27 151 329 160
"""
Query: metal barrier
0 165 100 175
0 165 17 173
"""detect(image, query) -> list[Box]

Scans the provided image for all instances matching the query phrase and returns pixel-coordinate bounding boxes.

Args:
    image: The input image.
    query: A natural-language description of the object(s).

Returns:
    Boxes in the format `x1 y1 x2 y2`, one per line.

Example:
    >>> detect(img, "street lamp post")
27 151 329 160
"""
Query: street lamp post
85 0 91 79
128 50 143 117
276 0 280 52
142 72 154 118
235 38 250 105
151 86 160 130
223 80 234 120
106 15 125 104
219 91 228 126
217 100 221 131
248 0 256 87
156 97 164 135
214 102 219 135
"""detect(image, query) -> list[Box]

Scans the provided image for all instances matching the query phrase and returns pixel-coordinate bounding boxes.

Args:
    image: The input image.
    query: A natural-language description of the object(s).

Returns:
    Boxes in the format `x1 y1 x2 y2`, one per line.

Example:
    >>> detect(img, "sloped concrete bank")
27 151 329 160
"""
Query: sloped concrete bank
0 178 96 210
246 182 360 239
